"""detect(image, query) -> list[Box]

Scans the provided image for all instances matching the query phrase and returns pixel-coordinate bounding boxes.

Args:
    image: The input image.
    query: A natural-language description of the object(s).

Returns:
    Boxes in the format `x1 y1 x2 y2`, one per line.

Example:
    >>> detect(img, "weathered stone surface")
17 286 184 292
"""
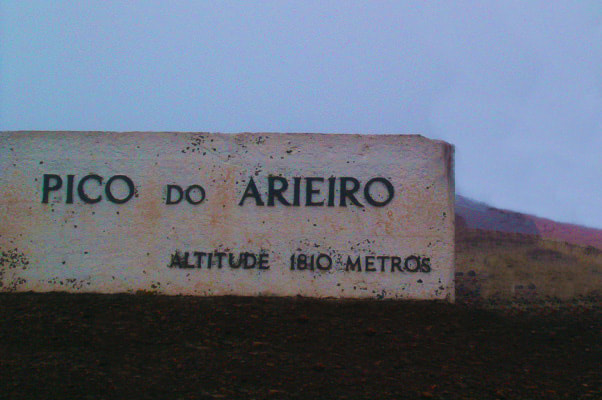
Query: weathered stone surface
0 132 455 300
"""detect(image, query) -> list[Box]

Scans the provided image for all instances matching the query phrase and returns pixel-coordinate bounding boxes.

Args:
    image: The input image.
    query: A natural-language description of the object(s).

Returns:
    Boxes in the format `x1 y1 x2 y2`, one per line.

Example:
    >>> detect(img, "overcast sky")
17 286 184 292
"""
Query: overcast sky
2 1 601 227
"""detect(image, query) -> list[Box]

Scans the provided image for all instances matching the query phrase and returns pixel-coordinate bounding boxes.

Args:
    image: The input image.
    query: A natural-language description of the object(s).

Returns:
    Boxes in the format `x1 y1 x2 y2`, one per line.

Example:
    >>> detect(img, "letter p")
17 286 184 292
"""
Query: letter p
42 174 62 204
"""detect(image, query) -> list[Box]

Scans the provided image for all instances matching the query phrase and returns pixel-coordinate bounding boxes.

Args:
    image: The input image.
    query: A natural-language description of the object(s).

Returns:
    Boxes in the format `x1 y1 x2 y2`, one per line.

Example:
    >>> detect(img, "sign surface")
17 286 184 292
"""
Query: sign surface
0 132 455 300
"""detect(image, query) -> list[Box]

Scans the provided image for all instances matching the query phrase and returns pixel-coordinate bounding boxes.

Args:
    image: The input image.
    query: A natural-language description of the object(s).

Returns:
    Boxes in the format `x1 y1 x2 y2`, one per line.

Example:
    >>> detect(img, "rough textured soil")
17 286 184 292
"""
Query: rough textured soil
0 293 600 400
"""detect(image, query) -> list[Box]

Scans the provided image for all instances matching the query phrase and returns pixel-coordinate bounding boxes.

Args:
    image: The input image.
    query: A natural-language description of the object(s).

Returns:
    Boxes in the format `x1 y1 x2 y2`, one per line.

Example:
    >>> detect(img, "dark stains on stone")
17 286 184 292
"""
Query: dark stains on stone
0 248 30 292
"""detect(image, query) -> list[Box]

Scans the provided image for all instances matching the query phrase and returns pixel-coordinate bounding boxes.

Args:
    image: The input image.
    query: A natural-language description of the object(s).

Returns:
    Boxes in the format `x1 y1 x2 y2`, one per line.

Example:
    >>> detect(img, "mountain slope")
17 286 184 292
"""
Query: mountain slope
455 195 602 304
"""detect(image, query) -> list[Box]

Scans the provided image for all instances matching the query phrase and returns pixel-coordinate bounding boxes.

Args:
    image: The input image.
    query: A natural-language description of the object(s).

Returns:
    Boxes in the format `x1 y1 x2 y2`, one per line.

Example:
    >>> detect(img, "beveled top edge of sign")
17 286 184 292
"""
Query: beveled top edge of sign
1 131 454 147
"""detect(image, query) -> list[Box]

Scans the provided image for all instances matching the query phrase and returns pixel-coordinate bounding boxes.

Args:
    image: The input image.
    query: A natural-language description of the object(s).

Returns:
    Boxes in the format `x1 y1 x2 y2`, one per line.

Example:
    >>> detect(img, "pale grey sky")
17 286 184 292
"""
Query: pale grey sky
2 1 601 227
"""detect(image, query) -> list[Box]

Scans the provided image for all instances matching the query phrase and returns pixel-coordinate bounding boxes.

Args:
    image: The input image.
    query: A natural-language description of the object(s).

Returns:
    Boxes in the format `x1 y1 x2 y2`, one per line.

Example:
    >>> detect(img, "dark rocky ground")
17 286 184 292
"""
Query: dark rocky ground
0 293 600 399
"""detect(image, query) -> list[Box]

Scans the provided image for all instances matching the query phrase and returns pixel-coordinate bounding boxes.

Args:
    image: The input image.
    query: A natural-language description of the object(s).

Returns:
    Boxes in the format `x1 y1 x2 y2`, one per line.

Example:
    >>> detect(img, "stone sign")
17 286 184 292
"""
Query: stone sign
0 132 455 300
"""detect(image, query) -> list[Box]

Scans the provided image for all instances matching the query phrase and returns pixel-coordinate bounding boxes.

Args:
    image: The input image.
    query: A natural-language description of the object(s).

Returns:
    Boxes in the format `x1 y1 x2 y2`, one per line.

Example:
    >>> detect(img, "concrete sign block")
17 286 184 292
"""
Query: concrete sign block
0 132 455 300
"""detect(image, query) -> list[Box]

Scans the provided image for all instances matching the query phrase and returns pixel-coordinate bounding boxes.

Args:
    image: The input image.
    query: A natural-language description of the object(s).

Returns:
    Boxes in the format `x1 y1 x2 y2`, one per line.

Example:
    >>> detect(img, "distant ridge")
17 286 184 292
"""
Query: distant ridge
456 195 602 250
455 195 538 235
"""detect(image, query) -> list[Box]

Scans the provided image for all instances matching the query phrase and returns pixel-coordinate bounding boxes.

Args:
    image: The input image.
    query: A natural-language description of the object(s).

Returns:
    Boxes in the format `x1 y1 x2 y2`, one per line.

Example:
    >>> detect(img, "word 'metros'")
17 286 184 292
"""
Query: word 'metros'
41 174 395 208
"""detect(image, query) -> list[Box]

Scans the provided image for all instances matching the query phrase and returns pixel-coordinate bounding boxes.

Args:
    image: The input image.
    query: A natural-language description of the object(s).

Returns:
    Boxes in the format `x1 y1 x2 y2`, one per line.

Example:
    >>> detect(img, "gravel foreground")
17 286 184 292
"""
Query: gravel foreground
0 293 600 400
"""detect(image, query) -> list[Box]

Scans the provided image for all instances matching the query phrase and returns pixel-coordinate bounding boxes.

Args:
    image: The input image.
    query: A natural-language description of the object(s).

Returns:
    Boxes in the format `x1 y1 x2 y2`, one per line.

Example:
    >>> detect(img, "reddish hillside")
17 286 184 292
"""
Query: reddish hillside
456 195 602 249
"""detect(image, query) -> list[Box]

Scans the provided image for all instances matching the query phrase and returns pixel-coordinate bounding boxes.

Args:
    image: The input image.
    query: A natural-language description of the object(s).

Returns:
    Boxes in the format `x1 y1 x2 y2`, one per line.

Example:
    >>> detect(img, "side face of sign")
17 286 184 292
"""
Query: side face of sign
0 132 455 300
